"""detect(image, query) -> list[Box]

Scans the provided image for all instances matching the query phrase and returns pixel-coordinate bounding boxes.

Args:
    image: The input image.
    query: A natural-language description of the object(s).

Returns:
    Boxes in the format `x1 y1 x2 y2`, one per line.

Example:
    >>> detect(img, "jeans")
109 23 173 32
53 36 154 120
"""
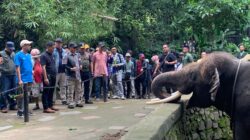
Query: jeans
130 77 136 97
111 71 124 97
0 75 16 109
94 76 107 99
135 75 147 98
42 75 56 110
81 71 91 101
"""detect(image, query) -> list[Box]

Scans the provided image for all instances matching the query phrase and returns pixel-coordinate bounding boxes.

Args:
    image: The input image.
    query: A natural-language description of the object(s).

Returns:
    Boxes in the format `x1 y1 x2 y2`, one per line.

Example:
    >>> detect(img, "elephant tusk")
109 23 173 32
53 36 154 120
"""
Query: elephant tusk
146 91 182 105
150 98 161 102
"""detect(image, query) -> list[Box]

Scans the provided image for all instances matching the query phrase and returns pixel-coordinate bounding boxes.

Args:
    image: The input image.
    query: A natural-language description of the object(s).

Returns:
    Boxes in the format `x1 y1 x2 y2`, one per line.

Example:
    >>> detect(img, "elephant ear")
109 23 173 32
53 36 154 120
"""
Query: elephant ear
209 68 220 101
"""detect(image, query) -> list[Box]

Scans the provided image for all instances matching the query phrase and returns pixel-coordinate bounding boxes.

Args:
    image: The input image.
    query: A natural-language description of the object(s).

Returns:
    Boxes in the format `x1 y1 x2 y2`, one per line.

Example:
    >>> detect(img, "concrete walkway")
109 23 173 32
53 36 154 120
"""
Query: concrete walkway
0 99 161 140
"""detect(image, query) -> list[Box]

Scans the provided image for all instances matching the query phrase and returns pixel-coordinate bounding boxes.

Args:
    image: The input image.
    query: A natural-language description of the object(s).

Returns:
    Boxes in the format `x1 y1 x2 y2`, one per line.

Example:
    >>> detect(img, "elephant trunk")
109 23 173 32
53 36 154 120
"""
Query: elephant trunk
151 71 183 99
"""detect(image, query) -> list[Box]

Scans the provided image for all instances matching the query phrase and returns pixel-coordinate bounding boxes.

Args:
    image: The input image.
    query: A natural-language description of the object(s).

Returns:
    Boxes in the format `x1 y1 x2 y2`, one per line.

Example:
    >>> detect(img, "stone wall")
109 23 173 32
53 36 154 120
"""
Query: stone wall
165 107 232 140
122 100 232 140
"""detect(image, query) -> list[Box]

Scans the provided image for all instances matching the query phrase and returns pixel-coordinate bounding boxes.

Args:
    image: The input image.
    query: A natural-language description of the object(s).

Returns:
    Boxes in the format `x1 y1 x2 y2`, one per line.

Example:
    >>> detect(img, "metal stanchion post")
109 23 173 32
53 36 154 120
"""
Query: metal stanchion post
23 84 29 122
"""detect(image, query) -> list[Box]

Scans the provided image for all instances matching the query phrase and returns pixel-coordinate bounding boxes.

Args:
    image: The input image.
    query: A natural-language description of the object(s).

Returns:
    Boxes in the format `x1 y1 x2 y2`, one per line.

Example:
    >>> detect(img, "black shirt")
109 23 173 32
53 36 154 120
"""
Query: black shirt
159 52 177 72
40 51 57 76
57 48 66 73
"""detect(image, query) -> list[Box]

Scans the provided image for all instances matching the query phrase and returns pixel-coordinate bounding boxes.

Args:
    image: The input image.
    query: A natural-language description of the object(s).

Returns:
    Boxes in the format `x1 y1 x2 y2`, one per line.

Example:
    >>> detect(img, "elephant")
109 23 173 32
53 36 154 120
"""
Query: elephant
147 52 250 140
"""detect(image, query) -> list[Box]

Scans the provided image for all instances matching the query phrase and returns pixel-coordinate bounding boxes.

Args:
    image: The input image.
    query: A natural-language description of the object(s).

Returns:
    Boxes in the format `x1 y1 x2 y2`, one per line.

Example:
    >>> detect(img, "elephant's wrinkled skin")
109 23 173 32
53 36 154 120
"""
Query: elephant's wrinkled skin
151 52 250 139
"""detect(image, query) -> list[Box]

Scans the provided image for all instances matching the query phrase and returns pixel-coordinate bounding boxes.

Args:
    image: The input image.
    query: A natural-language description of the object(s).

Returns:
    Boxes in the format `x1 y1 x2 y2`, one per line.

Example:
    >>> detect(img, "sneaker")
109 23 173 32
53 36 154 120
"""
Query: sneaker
85 100 93 104
76 103 84 107
112 95 119 99
68 103 75 109
121 96 126 100
1 108 8 113
62 101 68 105
95 98 100 102
17 110 23 117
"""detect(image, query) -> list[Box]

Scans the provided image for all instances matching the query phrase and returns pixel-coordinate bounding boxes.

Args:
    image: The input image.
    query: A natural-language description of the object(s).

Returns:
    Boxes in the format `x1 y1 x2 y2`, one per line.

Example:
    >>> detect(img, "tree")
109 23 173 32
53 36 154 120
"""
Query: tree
0 0 116 49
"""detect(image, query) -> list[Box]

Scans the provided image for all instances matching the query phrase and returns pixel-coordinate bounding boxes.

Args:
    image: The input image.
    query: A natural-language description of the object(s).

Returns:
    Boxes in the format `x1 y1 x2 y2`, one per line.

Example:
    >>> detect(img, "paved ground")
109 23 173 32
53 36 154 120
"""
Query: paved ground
0 99 161 140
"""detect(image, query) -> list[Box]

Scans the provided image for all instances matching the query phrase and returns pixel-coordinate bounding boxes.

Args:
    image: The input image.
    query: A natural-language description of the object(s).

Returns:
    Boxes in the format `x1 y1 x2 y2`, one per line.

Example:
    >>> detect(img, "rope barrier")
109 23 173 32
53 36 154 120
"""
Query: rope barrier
0 70 147 96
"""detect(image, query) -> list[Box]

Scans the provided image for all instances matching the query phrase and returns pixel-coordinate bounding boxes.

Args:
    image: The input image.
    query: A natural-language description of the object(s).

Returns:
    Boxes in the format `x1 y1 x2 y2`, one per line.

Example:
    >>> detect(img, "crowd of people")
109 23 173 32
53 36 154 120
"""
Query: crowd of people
0 38 247 117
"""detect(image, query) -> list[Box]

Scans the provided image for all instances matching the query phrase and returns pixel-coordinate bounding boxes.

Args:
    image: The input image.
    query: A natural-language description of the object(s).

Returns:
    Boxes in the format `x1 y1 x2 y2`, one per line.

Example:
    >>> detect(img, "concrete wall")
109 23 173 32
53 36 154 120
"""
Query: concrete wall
122 101 232 140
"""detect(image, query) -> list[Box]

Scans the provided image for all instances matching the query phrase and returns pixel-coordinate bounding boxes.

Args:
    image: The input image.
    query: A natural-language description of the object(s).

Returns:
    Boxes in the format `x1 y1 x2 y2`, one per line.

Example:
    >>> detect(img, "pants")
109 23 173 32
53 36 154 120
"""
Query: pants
42 75 56 110
17 83 32 111
0 75 16 109
94 76 107 99
123 77 131 98
135 75 147 98
55 73 67 101
130 77 136 96
81 71 91 101
111 71 124 97
67 77 82 104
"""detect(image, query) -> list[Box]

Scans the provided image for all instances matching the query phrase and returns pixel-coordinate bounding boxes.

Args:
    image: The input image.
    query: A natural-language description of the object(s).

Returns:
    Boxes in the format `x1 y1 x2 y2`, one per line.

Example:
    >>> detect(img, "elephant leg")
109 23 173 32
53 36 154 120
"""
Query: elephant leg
234 120 250 139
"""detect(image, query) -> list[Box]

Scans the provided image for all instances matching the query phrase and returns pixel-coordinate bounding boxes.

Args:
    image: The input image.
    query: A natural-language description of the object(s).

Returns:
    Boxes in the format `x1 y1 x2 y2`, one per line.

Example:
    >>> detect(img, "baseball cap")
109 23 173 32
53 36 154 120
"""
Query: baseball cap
81 44 90 49
6 41 15 50
46 41 55 48
68 42 77 48
55 38 63 43
20 40 33 47
98 42 105 47
125 53 131 57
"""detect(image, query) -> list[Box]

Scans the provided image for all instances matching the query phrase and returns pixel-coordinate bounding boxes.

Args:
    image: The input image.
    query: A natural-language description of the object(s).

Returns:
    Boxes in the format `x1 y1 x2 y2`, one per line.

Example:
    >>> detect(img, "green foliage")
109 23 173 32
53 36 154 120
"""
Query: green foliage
0 0 116 49
242 37 250 52
0 0 249 56
114 0 250 57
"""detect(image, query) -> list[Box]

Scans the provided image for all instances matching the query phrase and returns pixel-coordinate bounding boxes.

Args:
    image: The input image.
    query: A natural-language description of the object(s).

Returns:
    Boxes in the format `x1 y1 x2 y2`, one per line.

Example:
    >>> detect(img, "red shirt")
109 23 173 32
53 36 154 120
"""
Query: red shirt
33 60 43 83
136 60 143 75
92 51 108 77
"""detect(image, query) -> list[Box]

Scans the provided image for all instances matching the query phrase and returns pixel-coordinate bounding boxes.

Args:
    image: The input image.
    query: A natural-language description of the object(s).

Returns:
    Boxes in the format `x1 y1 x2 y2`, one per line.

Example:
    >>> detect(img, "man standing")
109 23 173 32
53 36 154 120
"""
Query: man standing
40 41 59 113
135 54 148 99
0 41 16 113
110 47 125 100
53 38 67 105
123 53 134 99
92 42 108 102
182 45 194 66
80 44 93 104
66 43 83 109
154 44 177 94
236 44 247 59
154 44 177 75
14 40 33 120
127 50 136 98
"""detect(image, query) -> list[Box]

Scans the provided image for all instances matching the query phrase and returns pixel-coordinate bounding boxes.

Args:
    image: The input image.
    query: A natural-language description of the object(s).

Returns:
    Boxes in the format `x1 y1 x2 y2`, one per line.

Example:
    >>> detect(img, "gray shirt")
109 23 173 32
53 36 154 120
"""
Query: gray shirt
68 52 81 80
0 50 16 75
125 60 134 73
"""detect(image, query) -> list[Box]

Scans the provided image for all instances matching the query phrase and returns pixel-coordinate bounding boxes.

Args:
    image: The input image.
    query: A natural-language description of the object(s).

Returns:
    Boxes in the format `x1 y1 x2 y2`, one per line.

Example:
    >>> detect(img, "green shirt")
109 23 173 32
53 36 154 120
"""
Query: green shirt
182 53 193 66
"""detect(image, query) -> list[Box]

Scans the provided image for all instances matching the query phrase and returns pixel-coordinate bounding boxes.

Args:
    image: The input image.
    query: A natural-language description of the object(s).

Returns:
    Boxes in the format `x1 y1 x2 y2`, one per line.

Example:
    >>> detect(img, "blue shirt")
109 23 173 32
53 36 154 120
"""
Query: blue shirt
14 51 33 83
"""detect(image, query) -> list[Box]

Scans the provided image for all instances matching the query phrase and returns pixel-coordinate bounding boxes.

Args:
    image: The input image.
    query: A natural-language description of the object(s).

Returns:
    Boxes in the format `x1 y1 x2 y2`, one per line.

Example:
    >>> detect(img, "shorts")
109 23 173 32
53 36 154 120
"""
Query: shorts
31 82 43 97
